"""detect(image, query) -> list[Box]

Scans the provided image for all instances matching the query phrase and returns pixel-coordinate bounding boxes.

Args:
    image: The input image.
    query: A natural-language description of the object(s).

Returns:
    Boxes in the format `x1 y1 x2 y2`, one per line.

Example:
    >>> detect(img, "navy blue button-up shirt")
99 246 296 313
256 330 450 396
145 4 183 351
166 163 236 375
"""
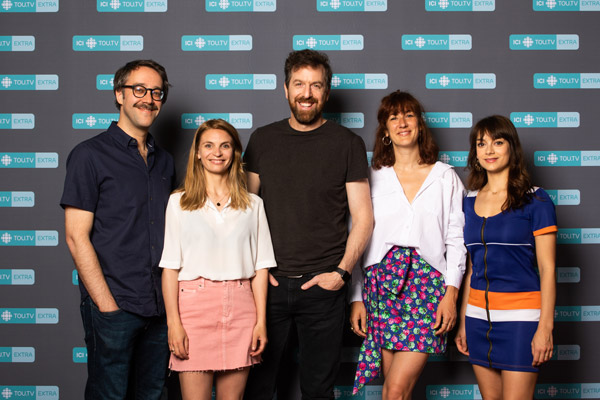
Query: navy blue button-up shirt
61 122 175 317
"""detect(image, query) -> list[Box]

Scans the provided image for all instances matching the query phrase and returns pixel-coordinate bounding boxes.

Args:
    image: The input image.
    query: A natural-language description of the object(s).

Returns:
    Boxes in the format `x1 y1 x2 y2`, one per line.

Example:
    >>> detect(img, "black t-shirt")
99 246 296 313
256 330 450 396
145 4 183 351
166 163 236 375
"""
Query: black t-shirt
243 119 368 275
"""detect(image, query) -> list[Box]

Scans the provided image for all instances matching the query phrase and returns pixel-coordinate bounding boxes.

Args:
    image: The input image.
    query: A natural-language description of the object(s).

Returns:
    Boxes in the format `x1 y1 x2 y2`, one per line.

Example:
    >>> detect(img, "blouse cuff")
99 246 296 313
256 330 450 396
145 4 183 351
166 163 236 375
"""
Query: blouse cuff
158 261 181 270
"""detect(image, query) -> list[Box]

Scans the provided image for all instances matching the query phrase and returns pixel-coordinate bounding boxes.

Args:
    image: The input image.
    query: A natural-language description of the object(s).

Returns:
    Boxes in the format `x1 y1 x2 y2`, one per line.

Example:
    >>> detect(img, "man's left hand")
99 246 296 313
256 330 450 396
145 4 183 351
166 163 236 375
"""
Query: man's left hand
301 271 345 291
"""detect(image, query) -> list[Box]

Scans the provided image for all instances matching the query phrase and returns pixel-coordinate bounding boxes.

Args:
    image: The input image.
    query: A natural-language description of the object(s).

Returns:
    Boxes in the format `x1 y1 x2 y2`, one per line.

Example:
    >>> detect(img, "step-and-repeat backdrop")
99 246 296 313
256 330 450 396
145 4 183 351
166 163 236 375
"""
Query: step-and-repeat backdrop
2 1 599 399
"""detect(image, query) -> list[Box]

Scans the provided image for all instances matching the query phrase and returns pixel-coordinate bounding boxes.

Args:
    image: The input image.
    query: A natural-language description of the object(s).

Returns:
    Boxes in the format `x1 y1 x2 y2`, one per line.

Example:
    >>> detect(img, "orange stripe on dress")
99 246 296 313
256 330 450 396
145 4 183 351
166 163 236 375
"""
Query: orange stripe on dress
534 225 558 236
468 288 541 310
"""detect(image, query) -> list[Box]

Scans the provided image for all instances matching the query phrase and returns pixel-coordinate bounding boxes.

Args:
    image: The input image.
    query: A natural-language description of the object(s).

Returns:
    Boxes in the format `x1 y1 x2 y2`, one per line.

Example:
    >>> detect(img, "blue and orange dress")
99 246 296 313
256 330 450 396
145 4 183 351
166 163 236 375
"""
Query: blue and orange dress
463 187 557 372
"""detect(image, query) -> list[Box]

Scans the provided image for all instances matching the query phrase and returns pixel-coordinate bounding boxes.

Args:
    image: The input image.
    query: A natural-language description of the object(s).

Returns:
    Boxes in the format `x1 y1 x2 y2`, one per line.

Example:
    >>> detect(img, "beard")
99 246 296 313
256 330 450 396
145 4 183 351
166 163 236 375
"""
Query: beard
288 96 324 126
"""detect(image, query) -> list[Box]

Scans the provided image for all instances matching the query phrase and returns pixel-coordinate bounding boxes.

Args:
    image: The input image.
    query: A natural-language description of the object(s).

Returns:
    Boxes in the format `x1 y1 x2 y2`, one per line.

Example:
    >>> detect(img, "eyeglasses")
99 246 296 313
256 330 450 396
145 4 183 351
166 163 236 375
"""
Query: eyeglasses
121 85 164 101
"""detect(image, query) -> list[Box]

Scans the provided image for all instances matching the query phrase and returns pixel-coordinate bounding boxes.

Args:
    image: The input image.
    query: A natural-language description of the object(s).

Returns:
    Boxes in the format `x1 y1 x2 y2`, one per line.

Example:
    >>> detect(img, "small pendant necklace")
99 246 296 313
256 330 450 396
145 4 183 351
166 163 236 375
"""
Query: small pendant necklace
212 192 229 207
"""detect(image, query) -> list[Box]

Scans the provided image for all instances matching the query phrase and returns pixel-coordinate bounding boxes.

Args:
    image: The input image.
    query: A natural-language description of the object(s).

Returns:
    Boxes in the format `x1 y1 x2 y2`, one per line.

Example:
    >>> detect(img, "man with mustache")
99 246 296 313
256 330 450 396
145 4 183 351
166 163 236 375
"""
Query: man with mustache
61 60 174 399
243 50 374 400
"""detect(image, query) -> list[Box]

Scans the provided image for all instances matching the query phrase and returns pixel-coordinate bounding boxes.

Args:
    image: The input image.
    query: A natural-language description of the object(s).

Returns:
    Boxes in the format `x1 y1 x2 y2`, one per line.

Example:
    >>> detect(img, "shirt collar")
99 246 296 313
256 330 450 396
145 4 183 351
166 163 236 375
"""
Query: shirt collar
108 121 155 151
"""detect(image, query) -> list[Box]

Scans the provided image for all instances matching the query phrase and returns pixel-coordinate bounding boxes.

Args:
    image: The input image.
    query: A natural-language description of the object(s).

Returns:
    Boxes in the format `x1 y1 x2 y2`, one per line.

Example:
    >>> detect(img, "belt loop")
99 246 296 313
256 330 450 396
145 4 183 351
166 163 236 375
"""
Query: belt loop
198 277 205 288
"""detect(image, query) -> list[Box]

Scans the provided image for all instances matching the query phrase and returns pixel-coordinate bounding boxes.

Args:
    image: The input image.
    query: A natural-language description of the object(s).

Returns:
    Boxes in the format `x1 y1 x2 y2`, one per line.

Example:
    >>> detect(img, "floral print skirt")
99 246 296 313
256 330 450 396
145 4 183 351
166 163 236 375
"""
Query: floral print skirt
353 246 446 394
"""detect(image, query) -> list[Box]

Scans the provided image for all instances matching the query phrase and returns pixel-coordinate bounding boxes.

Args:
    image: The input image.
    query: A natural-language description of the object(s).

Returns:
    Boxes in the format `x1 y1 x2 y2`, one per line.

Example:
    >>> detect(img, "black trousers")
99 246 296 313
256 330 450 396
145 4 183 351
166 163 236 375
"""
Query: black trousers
244 274 347 400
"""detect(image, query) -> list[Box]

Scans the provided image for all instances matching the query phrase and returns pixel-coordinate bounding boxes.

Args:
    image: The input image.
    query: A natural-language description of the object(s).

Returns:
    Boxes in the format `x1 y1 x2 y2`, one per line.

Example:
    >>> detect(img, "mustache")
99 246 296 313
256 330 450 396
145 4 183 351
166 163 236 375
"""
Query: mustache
295 96 316 104
134 102 159 111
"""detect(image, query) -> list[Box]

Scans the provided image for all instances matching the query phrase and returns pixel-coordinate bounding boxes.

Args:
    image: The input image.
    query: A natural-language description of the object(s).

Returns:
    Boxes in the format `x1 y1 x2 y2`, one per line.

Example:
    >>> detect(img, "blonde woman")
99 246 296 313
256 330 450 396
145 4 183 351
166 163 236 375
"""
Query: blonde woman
160 119 276 400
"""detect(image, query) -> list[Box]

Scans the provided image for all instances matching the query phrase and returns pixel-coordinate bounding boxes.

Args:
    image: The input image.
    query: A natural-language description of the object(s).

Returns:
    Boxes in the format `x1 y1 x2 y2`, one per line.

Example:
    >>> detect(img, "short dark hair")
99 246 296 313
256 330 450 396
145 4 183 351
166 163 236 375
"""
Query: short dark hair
371 91 439 169
284 49 332 92
113 59 169 109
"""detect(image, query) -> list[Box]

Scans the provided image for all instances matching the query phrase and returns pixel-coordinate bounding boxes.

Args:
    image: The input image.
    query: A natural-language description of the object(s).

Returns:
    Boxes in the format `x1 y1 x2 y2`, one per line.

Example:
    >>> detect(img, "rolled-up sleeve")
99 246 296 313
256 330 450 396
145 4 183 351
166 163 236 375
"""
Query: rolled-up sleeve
254 197 277 270
350 262 364 303
159 194 182 270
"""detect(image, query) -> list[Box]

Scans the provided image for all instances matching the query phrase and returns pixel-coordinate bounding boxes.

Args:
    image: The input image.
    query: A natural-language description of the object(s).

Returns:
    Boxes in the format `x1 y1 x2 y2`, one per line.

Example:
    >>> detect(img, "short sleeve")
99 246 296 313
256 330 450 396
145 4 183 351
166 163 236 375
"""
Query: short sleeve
254 197 277 270
346 134 369 182
243 129 260 174
159 194 183 270
531 188 558 236
60 144 99 212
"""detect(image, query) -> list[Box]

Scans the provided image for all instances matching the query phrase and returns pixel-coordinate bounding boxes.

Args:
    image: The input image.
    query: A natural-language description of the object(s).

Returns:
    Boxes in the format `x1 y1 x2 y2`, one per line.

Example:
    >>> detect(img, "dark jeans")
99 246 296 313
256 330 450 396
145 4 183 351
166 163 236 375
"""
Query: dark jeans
80 297 169 400
244 275 347 400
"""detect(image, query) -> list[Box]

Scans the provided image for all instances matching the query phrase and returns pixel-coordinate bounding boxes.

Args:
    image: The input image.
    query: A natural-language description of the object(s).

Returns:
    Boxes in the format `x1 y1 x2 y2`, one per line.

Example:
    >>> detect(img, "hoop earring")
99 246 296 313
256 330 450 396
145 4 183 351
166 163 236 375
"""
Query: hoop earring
382 136 392 146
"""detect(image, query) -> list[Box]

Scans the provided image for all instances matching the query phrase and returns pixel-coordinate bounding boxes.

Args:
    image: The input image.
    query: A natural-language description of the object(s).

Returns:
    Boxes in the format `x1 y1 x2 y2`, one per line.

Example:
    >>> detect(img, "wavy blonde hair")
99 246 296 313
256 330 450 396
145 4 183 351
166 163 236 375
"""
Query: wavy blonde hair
178 119 251 210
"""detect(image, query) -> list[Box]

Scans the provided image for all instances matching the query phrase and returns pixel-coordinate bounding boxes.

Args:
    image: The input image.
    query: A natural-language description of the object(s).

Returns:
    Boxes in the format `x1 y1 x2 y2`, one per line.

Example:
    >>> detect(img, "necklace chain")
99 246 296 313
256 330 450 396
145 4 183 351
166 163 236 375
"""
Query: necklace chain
210 192 229 207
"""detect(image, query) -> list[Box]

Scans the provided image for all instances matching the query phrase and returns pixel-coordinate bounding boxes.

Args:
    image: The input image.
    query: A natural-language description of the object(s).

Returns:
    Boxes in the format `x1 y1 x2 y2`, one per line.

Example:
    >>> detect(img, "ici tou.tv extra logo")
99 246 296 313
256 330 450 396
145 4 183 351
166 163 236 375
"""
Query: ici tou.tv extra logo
510 34 578 50
0 269 35 285
181 113 253 130
293 35 363 51
0 308 59 324
1 386 59 400
0 191 35 207
0 113 35 129
424 112 472 128
534 0 600 11
182 35 252 51
535 151 600 167
439 151 468 167
73 35 143 51
427 73 495 89
427 384 481 399
330 74 387 89
72 113 119 129
0 231 58 246
0 75 58 90
0 0 59 12
97 0 167 11
205 0 276 12
0 347 35 363
0 36 35 51
534 73 600 89
0 153 58 168
511 112 579 128
402 35 471 50
317 0 387 11
537 383 600 398
205 74 276 90
426 0 495 11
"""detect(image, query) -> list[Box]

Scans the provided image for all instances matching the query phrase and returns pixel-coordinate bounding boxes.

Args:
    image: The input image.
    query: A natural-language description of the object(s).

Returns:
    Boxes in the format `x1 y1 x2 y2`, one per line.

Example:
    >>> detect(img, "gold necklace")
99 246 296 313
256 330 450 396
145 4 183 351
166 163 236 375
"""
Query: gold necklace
211 192 229 207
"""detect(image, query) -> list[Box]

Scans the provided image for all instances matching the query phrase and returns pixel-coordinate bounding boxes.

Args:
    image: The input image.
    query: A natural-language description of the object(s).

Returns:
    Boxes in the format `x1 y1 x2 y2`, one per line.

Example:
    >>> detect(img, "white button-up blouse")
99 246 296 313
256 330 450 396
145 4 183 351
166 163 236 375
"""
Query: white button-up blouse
159 192 276 281
350 162 466 302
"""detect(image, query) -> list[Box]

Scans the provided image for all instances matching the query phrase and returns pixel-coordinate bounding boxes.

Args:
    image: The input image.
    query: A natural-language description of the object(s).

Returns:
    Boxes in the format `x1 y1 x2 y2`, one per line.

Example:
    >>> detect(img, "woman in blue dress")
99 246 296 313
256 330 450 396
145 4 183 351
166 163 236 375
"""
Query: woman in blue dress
455 115 557 400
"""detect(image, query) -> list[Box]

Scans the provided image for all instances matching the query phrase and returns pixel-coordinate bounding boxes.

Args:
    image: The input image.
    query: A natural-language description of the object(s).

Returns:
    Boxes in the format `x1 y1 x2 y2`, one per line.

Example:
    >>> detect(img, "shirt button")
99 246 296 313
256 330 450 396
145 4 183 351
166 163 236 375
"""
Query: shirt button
150 220 154 225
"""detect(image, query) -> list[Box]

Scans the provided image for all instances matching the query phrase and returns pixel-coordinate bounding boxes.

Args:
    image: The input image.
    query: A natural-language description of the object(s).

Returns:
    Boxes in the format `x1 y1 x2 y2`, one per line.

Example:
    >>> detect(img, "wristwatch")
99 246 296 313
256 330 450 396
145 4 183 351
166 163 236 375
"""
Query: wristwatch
334 267 351 283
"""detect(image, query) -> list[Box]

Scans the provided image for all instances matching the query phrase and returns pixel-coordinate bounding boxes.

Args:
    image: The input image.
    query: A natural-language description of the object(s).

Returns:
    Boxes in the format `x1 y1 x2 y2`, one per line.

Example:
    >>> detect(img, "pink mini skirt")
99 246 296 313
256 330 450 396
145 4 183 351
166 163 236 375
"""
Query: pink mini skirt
170 277 260 372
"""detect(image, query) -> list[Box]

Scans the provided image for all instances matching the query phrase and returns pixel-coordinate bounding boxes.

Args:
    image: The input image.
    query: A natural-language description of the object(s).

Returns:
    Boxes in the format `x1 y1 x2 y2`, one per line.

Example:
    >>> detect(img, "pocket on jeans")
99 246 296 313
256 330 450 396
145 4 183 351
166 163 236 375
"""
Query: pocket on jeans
91 301 123 318
307 284 345 299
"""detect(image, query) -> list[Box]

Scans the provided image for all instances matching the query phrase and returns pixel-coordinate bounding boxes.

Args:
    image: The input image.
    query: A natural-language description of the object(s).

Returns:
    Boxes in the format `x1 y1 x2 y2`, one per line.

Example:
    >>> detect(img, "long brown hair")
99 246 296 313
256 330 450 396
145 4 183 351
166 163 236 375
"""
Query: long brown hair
467 115 533 211
371 91 439 169
178 119 251 210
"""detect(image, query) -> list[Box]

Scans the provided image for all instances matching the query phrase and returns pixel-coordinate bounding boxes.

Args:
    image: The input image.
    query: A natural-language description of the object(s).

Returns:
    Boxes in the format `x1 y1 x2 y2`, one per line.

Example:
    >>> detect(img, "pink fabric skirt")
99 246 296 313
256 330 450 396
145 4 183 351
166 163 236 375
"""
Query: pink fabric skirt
170 277 259 372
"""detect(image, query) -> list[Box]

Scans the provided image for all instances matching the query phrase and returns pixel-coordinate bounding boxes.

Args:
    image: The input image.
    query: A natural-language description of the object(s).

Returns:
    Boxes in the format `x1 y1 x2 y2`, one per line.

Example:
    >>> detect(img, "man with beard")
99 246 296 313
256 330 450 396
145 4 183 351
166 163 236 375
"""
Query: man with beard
61 60 174 399
243 49 373 400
